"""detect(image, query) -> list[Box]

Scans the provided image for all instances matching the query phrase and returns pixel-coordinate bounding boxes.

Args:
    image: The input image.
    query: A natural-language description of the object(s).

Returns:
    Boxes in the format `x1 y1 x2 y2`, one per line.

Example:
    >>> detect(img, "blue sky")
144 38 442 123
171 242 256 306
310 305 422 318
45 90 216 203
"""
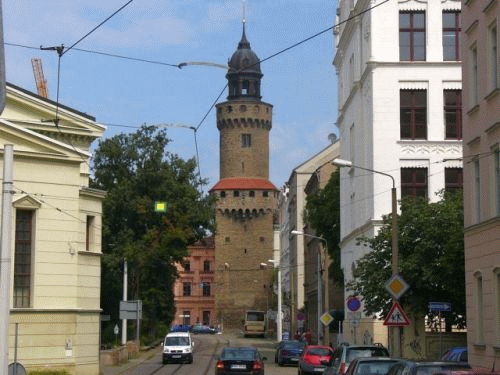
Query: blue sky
4 0 338 190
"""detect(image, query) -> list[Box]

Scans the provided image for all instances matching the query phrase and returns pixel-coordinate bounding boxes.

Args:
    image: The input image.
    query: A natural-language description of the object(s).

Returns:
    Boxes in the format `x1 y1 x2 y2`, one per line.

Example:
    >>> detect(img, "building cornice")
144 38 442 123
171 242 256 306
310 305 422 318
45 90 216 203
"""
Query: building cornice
339 219 384 247
11 308 102 313
464 216 500 234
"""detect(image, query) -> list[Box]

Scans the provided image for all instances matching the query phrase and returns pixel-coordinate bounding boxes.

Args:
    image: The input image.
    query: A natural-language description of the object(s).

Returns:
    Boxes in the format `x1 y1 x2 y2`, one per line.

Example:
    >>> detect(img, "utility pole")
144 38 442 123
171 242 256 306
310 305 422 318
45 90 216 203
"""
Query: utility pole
121 259 127 345
0 144 14 374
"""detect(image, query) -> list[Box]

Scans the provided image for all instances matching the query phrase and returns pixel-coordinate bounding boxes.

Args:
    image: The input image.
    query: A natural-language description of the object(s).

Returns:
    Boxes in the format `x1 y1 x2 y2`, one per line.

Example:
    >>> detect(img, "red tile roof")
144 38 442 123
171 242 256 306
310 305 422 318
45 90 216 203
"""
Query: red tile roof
210 178 277 191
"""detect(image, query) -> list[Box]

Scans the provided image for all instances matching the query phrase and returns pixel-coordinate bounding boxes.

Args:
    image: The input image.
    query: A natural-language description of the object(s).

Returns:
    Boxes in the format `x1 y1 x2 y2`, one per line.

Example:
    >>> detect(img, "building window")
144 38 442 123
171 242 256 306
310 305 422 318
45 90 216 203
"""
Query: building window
444 90 462 139
14 210 33 308
249 191 255 197
183 282 192 296
86 215 95 251
475 272 484 343
489 22 498 91
493 146 500 216
445 167 463 194
225 237 230 243
203 260 211 273
234 190 240 197
263 191 269 197
220 191 226 198
240 105 247 112
443 11 461 61
401 168 428 199
474 159 481 223
242 80 250 95
202 282 211 297
242 134 251 147
400 11 426 61
183 260 191 272
471 45 479 106
400 90 427 139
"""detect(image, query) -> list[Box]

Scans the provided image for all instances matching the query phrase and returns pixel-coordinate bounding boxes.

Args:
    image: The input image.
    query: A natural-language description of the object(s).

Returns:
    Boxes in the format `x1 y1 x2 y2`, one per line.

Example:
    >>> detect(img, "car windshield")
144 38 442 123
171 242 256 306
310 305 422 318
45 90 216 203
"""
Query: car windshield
356 361 400 375
347 348 389 362
309 348 333 356
221 348 257 360
165 337 189 346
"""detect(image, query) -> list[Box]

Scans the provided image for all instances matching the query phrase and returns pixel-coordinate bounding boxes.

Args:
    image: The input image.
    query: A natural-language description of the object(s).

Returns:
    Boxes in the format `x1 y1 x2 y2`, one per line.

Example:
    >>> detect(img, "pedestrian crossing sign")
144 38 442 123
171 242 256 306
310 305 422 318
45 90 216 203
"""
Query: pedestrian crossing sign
383 302 410 326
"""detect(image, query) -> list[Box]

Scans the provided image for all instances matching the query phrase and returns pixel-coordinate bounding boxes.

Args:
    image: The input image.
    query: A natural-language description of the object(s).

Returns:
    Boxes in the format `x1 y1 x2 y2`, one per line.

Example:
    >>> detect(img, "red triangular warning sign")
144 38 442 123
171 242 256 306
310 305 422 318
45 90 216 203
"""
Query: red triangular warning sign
384 302 410 326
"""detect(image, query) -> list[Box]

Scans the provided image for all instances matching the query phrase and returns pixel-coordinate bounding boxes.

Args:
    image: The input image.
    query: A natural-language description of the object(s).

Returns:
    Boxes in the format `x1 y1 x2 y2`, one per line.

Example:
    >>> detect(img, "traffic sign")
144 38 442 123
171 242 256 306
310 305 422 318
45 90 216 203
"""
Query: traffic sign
429 302 451 312
383 302 410 326
385 274 409 300
346 296 361 312
320 312 334 326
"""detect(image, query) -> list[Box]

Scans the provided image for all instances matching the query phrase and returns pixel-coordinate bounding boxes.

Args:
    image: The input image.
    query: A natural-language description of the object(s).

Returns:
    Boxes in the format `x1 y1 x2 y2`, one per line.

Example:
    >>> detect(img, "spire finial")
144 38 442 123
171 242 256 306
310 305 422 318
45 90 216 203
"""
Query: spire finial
242 0 246 25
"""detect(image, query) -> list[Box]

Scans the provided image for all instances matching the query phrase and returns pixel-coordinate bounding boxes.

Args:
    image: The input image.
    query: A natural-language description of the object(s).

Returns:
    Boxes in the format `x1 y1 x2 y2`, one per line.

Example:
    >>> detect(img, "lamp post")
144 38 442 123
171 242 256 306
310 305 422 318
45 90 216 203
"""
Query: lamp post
268 259 283 342
291 230 329 345
332 158 400 357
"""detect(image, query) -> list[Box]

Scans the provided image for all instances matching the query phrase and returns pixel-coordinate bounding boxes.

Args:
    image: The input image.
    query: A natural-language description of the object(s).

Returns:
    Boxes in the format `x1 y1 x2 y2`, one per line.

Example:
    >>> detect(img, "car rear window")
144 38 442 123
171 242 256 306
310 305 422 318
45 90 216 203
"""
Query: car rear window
415 364 471 375
309 348 333 356
284 341 306 350
221 348 257 360
347 348 390 362
356 361 400 375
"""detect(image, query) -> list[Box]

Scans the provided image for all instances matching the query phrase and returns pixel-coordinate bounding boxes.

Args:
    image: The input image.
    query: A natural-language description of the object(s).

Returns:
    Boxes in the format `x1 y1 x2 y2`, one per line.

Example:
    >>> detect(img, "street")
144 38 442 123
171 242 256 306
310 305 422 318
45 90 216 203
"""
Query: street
109 330 298 375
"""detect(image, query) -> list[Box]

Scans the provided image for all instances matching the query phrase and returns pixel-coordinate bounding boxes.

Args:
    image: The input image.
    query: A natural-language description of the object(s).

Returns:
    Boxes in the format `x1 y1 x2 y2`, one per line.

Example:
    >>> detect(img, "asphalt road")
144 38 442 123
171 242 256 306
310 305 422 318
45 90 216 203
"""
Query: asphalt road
112 330 299 375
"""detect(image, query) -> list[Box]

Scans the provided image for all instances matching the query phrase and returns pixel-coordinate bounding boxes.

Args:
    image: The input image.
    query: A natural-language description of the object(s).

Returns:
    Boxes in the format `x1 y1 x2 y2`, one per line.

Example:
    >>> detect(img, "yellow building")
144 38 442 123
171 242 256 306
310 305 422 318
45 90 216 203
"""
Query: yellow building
1 83 105 375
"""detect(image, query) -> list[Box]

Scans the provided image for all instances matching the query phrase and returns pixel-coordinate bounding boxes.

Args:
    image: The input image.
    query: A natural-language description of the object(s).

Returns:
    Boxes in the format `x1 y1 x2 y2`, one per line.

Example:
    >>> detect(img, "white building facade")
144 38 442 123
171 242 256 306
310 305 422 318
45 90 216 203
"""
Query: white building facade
334 0 462 348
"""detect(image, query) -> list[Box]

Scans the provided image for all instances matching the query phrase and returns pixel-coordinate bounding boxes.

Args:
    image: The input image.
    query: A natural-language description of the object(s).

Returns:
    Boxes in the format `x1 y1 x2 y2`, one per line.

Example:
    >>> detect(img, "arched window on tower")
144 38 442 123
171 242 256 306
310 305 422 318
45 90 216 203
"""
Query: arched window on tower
242 80 250 95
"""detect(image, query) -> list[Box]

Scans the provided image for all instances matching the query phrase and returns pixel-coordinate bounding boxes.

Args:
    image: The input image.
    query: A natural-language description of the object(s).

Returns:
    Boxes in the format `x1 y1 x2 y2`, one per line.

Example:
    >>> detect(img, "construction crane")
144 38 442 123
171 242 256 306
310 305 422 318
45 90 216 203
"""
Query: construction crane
31 58 48 98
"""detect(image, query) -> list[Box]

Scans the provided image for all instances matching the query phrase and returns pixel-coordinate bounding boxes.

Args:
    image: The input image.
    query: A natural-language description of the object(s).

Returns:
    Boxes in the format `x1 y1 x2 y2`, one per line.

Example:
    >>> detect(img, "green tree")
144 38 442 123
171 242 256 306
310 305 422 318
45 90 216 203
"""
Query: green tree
348 190 465 329
91 126 215 342
305 169 343 285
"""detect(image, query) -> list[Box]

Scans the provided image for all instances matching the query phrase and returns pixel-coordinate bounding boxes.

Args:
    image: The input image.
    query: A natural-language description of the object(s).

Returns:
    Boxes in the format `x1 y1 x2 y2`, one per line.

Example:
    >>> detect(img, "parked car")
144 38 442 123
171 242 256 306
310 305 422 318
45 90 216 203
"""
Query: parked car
274 340 306 366
162 331 194 364
170 324 192 332
215 346 266 375
325 345 390 375
385 361 471 375
441 347 468 364
298 345 334 375
192 325 217 334
339 357 403 375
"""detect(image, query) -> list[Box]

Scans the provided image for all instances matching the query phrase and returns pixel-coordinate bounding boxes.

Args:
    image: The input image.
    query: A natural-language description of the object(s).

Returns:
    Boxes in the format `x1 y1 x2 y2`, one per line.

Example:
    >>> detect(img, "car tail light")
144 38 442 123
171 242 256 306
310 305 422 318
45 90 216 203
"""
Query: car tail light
252 360 263 371
282 350 289 356
216 360 225 370
339 362 346 375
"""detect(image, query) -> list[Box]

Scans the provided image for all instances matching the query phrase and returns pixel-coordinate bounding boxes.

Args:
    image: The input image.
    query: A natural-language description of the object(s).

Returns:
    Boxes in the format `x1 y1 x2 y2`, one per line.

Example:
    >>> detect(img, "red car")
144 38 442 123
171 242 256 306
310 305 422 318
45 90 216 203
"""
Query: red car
298 345 334 375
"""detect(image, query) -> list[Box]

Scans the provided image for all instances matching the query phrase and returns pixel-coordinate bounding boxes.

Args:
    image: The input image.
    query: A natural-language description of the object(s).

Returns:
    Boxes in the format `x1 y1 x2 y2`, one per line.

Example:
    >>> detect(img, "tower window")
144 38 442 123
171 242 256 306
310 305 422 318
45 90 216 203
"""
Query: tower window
220 191 226 198
225 237 230 243
249 191 255 197
242 80 250 95
240 105 247 112
263 191 269 197
234 191 240 197
242 134 251 147
227 105 233 113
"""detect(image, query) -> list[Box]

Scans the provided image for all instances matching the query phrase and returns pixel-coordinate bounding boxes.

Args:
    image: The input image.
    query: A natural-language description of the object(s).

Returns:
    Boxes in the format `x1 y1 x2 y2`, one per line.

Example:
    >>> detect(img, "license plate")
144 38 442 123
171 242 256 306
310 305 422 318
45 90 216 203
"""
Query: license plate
172 355 181 358
231 364 247 370
314 368 325 372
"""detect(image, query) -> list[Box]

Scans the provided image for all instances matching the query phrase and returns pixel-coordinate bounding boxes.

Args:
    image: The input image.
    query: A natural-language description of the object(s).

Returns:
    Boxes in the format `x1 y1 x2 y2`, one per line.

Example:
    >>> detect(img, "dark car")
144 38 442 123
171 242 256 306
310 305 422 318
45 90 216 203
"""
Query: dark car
386 361 472 375
342 357 403 375
215 347 266 375
170 324 192 332
274 340 306 366
441 347 468 364
324 345 390 375
298 345 334 375
192 325 217 334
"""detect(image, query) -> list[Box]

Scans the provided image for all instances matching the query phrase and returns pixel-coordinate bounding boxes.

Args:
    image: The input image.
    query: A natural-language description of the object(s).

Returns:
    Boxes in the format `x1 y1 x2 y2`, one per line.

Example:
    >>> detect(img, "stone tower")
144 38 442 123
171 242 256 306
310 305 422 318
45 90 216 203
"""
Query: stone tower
210 23 278 329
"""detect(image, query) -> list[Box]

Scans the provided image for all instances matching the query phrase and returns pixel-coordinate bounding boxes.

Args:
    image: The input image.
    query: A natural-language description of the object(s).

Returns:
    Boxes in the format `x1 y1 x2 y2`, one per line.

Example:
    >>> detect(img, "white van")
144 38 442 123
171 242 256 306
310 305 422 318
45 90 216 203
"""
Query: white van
162 332 194 364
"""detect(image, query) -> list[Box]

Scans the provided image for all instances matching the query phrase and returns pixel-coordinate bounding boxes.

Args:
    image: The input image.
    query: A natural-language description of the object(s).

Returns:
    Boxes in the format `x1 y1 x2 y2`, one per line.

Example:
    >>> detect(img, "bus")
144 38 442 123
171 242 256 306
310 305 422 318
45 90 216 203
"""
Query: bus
244 310 266 337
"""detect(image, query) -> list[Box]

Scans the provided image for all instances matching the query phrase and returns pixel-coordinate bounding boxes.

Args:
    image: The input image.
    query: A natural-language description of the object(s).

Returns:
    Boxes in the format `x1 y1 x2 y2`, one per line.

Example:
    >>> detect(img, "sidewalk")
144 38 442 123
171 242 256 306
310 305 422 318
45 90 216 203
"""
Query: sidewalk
99 344 161 375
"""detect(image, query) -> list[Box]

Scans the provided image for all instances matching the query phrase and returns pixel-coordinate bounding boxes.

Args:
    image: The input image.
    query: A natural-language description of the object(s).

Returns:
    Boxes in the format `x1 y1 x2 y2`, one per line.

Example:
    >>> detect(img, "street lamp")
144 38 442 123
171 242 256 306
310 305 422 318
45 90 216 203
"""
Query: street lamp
268 259 283 342
332 158 400 357
291 230 329 345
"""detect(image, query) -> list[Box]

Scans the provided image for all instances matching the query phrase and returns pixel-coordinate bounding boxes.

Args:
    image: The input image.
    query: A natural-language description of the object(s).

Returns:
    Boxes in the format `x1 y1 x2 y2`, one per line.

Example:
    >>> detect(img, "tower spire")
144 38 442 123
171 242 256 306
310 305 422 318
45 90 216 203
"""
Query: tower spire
242 0 246 25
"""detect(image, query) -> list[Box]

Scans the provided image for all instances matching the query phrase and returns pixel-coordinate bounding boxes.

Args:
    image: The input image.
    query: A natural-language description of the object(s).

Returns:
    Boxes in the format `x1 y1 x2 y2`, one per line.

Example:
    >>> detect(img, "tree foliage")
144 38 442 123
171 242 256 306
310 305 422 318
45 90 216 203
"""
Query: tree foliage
91 126 215 341
305 169 343 285
348 191 465 328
